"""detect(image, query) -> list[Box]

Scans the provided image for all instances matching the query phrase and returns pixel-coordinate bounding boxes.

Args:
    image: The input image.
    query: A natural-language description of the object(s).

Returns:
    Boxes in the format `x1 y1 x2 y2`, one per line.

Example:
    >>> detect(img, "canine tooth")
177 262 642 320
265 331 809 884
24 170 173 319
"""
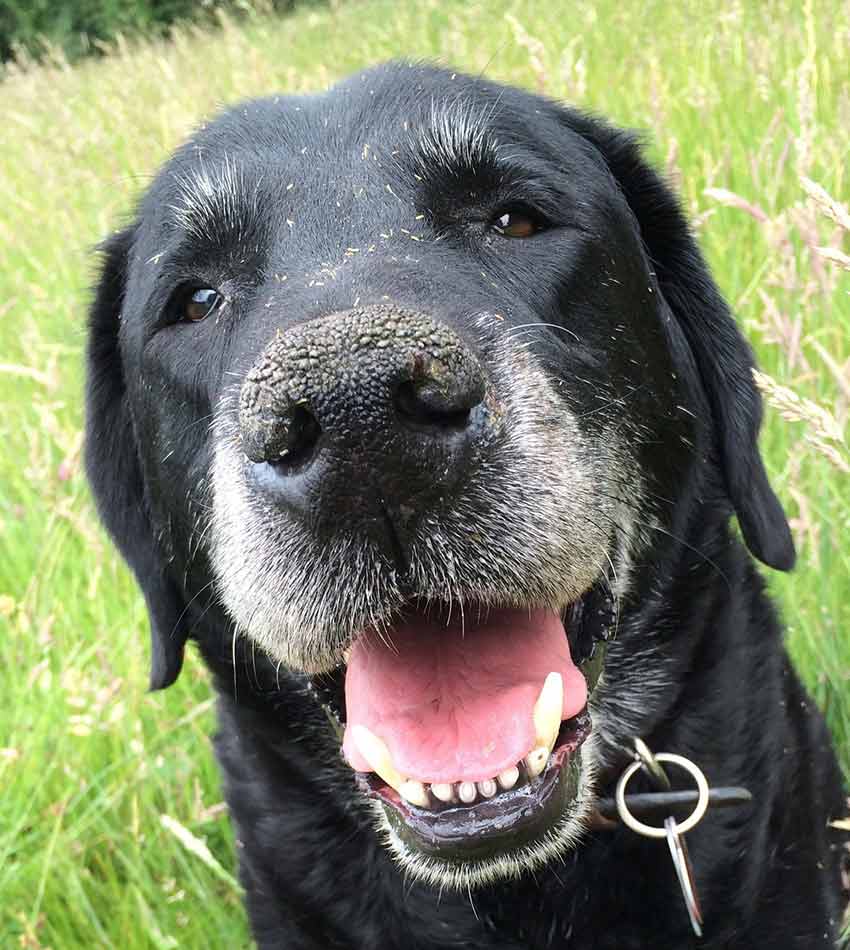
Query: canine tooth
458 782 477 804
533 672 563 752
399 780 430 808
497 766 520 790
430 783 455 803
524 746 549 779
478 779 497 798
350 725 405 792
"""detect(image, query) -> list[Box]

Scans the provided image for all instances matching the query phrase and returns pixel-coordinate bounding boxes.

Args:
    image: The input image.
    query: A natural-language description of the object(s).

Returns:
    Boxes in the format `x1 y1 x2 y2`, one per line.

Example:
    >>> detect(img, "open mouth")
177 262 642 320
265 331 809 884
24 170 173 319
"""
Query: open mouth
310 587 615 871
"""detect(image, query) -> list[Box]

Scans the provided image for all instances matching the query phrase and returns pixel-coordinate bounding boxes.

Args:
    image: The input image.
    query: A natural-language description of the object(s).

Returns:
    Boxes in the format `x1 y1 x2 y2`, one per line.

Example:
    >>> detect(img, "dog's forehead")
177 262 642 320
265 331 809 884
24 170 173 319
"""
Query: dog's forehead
150 62 600 219
194 62 573 154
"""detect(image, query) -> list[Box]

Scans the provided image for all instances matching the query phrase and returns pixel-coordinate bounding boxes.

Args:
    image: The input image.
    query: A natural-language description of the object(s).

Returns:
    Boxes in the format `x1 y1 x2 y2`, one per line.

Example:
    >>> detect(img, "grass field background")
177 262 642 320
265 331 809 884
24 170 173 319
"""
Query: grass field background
1 0 848 945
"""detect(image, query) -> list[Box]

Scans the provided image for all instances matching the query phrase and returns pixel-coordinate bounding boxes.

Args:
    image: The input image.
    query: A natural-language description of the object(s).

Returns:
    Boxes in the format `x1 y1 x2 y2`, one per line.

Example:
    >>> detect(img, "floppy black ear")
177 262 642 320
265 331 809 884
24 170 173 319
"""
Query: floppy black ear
84 227 190 688
571 117 795 571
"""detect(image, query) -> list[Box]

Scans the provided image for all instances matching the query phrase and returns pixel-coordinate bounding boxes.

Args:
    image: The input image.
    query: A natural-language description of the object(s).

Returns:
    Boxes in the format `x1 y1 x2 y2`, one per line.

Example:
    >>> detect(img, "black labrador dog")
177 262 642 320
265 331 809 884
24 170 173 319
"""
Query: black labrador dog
84 62 847 948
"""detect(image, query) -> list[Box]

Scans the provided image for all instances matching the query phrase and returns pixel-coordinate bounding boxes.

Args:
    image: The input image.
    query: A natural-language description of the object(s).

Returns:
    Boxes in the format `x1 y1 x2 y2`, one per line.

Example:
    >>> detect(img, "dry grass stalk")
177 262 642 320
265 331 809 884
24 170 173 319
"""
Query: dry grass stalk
159 815 240 889
786 457 821 564
808 341 850 413
703 187 769 223
755 288 808 373
559 38 587 101
753 369 849 473
793 0 817 180
801 177 850 232
505 14 548 92
815 245 850 271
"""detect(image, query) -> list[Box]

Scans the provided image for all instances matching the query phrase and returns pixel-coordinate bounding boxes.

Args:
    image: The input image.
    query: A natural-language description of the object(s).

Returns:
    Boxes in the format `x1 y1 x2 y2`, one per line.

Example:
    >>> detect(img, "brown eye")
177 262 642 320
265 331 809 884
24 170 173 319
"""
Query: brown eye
184 288 222 322
492 210 541 239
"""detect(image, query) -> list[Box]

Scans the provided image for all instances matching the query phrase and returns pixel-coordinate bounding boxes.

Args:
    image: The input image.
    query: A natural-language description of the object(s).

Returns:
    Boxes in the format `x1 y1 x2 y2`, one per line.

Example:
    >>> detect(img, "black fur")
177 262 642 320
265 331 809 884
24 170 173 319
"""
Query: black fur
85 62 846 947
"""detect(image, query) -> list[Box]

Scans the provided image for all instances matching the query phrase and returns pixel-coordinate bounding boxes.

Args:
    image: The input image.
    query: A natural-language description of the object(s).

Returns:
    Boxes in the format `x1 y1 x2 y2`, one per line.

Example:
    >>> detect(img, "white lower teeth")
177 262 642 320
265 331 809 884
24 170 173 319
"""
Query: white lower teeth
430 782 455 803
458 781 477 804
477 779 497 798
497 766 520 790
377 752 553 810
399 780 430 808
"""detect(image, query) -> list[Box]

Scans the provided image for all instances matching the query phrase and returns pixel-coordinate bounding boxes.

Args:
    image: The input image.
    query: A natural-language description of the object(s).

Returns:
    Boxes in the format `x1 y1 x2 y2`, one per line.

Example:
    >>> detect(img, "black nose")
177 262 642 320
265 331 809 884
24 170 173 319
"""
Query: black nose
239 305 489 539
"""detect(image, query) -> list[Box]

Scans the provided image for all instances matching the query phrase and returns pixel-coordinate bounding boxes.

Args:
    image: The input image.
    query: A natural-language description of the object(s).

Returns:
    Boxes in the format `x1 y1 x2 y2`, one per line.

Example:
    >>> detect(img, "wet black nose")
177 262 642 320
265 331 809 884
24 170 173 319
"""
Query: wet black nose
239 305 489 538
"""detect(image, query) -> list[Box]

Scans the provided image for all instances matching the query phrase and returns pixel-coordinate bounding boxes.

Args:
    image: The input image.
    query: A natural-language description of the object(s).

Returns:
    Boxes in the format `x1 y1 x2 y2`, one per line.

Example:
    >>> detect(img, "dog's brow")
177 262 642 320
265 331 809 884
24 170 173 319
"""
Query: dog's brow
168 155 260 240
415 97 501 173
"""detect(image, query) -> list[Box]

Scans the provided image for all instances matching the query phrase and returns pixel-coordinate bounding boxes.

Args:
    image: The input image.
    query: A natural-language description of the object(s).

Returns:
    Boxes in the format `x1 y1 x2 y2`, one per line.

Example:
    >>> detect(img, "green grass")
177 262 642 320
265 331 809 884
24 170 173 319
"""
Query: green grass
1 0 848 945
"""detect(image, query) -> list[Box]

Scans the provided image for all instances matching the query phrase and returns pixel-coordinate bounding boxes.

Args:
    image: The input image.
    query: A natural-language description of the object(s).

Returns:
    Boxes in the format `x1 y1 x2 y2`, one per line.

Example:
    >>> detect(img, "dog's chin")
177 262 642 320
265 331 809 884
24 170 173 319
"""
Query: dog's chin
301 588 615 889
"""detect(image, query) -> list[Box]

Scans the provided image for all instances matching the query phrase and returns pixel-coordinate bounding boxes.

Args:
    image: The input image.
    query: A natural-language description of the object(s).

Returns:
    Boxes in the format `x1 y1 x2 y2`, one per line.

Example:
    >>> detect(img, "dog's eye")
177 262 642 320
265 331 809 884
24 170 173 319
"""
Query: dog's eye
491 209 543 239
183 288 223 322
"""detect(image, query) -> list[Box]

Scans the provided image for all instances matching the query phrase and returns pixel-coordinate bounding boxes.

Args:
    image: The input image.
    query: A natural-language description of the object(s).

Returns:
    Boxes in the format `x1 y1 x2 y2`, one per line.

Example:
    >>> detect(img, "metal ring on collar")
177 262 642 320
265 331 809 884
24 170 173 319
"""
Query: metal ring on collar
615 753 710 838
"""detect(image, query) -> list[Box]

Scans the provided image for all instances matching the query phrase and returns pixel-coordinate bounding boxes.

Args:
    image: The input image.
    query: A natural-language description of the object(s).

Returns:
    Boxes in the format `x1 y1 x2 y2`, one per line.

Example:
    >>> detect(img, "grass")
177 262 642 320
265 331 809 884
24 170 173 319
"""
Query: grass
1 0 848 945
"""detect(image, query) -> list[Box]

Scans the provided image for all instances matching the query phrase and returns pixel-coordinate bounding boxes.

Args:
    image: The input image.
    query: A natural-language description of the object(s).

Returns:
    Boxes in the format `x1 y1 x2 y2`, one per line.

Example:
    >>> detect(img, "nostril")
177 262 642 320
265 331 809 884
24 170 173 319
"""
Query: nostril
265 405 322 471
394 380 475 431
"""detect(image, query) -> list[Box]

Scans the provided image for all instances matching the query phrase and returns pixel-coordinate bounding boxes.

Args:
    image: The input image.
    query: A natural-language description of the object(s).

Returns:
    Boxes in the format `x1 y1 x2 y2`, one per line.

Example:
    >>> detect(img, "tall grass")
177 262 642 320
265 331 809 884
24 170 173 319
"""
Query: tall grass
1 0 847 945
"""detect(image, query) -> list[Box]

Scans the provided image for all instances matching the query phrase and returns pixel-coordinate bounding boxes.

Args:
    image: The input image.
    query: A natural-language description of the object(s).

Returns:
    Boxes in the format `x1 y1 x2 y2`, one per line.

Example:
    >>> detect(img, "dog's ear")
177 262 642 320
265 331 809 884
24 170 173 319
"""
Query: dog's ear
572 117 795 571
84 226 190 688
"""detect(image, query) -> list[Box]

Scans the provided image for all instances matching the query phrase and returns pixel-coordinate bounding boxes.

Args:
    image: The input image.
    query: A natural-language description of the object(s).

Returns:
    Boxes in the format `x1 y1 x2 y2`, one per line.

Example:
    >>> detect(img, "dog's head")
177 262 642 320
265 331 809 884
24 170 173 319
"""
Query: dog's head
85 62 793 889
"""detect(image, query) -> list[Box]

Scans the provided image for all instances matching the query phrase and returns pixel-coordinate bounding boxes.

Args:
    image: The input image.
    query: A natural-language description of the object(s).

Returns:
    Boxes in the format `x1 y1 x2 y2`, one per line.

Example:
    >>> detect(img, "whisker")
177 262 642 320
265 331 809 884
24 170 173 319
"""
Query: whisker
506 322 581 343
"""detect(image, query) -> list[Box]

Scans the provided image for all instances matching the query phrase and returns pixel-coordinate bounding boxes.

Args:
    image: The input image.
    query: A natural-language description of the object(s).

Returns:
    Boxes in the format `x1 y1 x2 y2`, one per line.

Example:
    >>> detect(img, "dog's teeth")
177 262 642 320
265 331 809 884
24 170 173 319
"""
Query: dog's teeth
533 671 563 752
430 783 455 803
350 725 405 792
524 746 549 779
458 781 477 804
399 780 430 808
497 766 520 790
478 779 497 798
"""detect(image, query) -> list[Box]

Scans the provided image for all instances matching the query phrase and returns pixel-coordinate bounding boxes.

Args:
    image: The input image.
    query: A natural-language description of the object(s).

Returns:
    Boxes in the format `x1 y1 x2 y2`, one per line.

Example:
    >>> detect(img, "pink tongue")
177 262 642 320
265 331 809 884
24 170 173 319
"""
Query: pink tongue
342 607 586 784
